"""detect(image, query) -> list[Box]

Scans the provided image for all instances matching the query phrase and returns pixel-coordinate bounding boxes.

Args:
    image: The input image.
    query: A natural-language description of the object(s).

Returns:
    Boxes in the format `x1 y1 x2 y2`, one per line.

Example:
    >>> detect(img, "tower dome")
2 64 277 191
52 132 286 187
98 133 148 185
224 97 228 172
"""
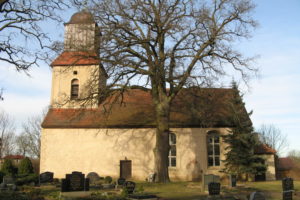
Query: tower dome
68 10 95 24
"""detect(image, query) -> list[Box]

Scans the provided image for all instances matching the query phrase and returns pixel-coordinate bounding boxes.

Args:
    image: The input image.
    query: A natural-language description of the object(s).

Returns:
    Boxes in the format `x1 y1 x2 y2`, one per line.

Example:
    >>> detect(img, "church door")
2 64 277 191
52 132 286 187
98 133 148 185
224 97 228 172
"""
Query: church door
120 160 132 179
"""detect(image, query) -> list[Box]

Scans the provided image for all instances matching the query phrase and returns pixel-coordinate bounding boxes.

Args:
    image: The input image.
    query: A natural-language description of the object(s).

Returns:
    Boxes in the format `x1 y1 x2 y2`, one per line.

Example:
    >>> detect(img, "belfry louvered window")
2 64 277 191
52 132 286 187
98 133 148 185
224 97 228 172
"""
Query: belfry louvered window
71 79 79 100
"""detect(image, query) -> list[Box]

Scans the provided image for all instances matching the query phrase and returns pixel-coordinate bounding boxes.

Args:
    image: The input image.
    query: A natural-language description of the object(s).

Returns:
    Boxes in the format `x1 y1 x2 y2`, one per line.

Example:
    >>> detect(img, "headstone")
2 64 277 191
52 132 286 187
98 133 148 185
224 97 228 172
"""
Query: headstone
147 173 156 183
283 191 293 200
124 181 136 194
39 171 54 184
208 182 220 195
282 178 294 200
117 177 126 186
249 192 265 200
282 178 294 191
87 172 100 185
202 174 220 191
229 174 237 187
61 171 89 192
3 176 15 185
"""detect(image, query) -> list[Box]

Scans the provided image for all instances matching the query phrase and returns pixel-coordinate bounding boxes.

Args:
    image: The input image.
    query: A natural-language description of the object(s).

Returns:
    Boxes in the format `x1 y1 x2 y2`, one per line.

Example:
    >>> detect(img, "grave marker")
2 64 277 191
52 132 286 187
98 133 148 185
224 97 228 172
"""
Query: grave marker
208 182 220 195
61 171 89 192
249 192 265 200
39 172 54 184
124 181 136 194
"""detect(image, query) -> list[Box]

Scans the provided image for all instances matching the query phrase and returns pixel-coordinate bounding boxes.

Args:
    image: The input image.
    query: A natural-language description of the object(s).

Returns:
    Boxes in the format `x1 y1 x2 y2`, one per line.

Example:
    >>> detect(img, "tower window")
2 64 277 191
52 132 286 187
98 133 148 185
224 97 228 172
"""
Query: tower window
207 131 220 167
71 79 79 100
73 71 78 75
168 133 176 167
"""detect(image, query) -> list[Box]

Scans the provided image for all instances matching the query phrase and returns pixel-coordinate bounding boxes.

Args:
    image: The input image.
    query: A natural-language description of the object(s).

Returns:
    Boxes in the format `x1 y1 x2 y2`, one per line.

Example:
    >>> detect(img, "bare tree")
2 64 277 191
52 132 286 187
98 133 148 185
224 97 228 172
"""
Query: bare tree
0 0 70 99
257 124 288 156
17 111 46 158
15 133 30 157
72 0 257 182
0 109 16 157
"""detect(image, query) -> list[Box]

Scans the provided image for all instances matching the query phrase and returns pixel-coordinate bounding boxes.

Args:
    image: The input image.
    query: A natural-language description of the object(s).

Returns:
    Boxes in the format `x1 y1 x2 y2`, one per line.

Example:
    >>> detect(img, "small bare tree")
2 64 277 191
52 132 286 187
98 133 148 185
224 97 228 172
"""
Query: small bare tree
17 111 46 158
0 109 16 157
70 0 258 182
257 124 288 156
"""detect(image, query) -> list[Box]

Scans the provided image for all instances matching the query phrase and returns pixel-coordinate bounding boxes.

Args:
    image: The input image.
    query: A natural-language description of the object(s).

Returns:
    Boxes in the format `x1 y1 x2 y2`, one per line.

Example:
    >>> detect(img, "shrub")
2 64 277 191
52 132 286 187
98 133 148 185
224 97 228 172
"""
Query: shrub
1 159 15 176
16 173 38 186
18 157 34 175
104 176 113 184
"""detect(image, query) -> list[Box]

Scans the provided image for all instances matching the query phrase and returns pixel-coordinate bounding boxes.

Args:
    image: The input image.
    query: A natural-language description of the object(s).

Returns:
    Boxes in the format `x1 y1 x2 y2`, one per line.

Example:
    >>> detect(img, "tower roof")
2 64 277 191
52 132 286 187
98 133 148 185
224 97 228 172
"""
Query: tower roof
68 10 95 24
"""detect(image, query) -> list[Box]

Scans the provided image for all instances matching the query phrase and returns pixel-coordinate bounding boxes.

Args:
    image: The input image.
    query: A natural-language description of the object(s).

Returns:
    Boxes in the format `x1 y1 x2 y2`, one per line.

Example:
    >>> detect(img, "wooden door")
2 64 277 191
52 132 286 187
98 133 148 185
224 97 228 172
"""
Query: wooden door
120 160 132 179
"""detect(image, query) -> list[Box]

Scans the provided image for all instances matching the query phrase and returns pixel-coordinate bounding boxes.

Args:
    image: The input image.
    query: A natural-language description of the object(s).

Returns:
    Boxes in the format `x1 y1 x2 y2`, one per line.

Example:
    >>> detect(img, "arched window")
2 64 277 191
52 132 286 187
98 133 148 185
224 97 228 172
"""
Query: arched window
207 131 220 167
71 79 79 100
168 133 176 167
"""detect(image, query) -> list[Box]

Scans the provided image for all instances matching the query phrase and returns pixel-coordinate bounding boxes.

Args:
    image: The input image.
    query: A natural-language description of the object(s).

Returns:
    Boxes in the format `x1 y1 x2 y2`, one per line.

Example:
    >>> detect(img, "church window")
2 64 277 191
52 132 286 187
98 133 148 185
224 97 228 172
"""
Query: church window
168 133 176 167
71 79 79 100
73 71 78 75
207 131 220 167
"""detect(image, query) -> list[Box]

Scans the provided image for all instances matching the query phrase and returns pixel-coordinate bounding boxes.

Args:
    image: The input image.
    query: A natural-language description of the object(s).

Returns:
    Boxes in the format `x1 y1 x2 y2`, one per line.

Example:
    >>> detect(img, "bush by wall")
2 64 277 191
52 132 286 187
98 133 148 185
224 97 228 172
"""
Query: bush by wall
18 157 34 175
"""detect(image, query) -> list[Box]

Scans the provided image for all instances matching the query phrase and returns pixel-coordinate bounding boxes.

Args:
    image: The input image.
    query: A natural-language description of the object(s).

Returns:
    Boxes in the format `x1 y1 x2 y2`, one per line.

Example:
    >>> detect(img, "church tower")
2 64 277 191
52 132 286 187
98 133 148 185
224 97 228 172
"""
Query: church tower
50 10 107 108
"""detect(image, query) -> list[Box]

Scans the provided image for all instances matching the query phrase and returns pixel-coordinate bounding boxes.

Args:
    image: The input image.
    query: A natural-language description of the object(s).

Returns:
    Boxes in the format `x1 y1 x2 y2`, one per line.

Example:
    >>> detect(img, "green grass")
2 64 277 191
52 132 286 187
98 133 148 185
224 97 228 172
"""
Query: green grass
1 181 299 200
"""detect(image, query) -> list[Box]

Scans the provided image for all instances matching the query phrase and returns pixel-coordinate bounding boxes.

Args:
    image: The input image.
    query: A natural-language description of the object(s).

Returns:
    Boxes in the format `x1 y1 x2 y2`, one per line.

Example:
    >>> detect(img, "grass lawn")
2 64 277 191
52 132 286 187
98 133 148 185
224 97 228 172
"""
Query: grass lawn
1 181 299 200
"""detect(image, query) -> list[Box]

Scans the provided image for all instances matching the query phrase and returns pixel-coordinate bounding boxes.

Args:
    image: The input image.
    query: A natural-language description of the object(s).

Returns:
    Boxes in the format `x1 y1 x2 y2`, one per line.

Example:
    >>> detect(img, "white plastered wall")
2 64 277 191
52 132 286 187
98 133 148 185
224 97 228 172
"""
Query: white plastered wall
40 127 230 180
51 65 106 108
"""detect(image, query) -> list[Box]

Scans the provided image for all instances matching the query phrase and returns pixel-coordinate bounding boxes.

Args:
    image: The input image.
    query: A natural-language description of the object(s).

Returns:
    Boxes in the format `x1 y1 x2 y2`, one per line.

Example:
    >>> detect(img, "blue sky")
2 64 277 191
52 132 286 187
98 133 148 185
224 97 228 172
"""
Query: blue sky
0 0 299 156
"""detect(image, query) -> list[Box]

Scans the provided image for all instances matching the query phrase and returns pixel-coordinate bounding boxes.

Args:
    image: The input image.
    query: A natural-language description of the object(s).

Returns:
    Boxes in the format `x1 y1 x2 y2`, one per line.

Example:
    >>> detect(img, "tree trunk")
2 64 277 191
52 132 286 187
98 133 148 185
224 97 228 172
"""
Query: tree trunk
153 100 170 183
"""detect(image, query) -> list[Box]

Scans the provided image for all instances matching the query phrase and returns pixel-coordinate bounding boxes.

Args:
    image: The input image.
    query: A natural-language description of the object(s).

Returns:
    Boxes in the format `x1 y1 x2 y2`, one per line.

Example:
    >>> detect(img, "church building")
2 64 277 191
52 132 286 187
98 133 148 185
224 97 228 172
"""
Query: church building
40 10 275 181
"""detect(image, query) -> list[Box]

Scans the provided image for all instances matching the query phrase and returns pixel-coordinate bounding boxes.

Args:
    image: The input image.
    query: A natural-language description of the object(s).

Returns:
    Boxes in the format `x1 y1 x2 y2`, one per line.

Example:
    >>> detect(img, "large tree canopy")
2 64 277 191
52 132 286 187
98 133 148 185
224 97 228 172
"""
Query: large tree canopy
74 0 257 182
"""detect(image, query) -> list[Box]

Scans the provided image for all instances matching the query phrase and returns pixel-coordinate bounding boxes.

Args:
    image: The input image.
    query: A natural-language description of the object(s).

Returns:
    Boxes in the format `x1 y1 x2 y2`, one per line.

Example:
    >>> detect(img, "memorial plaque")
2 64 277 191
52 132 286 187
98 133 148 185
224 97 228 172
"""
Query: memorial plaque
283 191 293 200
61 171 89 192
39 172 54 183
124 181 136 194
282 178 294 191
249 192 265 200
208 182 220 195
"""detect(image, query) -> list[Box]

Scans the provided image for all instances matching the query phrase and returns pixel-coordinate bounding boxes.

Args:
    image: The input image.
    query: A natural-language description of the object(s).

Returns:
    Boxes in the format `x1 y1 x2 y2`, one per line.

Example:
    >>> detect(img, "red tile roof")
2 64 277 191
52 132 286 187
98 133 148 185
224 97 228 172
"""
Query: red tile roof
3 155 25 160
42 88 251 129
277 157 294 170
51 51 100 66
254 144 276 154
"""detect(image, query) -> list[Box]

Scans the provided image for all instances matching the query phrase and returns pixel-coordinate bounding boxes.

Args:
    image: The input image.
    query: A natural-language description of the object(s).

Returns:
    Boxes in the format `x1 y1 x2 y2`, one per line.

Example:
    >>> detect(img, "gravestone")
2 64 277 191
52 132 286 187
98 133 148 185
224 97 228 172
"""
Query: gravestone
124 181 136 194
202 174 220 191
229 174 237 187
61 171 89 192
283 191 293 200
87 172 100 185
3 176 15 185
208 182 220 195
39 172 54 184
282 178 294 200
147 173 156 183
117 177 126 186
249 192 265 200
282 178 294 191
